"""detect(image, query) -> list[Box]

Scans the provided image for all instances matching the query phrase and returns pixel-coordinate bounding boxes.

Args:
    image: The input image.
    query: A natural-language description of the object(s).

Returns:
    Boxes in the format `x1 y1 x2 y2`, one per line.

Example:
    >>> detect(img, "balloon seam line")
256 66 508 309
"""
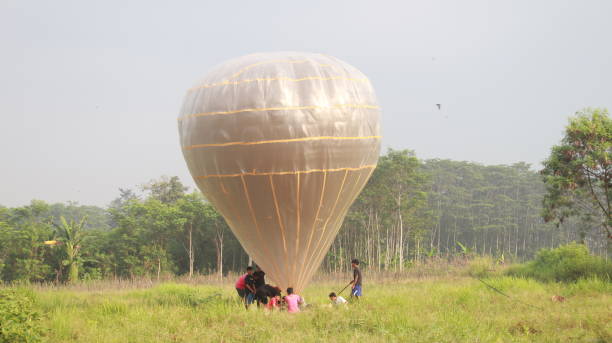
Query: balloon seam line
182 136 382 150
268 175 288 257
268 175 289 288
187 75 368 92
312 169 349 278
177 104 379 120
306 168 364 282
297 170 327 289
240 175 284 281
293 173 300 287
194 164 376 179
213 178 242 223
209 179 258 282
304 169 351 285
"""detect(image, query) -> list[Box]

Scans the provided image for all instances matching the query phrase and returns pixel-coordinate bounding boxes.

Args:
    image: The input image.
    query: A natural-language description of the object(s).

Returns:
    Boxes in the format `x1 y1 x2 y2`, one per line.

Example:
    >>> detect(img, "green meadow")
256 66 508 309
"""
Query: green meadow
9 273 609 343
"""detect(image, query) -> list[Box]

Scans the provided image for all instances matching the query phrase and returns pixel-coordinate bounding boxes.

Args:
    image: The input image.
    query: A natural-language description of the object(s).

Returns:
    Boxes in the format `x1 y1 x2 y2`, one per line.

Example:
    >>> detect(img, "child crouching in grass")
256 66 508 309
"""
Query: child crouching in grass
329 292 347 305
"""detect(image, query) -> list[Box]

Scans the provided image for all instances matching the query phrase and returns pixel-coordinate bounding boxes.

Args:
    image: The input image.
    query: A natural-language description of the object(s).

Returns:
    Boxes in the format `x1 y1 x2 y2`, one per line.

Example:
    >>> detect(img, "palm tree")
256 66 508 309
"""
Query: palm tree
53 216 87 283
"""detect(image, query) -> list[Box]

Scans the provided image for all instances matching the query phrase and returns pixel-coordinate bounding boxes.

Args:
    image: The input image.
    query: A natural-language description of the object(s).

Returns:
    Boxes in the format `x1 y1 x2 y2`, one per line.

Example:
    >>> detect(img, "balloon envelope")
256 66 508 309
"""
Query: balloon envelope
178 52 380 291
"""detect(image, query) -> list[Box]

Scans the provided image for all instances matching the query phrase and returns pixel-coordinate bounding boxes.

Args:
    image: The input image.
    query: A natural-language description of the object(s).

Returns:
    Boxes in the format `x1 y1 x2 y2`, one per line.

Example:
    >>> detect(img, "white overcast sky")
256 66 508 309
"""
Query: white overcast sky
1 0 610 207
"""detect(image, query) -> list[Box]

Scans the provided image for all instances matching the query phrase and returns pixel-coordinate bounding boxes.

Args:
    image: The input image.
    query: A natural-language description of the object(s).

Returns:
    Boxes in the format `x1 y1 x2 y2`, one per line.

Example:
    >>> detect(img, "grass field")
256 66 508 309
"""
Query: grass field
20 273 611 343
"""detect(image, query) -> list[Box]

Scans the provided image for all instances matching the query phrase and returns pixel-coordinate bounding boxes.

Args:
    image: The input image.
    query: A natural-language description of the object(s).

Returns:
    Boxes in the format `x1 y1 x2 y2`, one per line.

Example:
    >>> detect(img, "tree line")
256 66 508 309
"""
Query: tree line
1 109 609 283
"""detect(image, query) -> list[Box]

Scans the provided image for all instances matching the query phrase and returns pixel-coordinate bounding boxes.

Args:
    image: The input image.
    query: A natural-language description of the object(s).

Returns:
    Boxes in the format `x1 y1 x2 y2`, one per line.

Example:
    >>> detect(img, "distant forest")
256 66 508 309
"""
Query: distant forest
1 150 608 283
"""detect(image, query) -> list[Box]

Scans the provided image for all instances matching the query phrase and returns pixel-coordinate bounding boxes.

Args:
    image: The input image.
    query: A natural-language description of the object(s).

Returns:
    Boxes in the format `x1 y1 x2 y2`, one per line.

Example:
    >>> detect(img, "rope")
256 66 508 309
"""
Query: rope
336 282 352 296
475 277 545 311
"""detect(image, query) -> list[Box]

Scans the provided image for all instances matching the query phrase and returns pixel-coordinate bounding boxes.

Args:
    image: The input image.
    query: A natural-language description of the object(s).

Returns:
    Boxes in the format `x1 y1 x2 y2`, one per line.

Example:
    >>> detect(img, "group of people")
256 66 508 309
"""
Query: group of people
234 258 363 312
234 265 305 312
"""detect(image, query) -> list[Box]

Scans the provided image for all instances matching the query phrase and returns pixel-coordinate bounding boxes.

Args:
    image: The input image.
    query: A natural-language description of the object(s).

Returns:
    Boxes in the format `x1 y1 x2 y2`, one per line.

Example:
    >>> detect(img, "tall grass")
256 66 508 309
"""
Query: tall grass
5 255 610 342
19 267 610 342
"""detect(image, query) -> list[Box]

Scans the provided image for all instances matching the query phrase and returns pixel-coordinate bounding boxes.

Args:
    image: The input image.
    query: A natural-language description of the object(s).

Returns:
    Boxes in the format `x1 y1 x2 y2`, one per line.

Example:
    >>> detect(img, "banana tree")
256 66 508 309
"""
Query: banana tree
53 216 87 283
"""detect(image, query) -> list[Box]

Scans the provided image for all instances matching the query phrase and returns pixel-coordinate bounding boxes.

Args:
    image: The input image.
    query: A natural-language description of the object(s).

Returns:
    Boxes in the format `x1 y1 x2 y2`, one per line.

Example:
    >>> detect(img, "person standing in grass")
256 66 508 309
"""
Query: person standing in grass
349 258 362 300
244 268 257 308
284 287 304 313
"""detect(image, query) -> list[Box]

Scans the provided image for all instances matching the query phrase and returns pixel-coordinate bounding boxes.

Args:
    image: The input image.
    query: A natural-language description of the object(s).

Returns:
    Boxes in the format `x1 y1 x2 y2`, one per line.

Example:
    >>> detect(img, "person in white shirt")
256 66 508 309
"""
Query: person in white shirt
329 292 348 305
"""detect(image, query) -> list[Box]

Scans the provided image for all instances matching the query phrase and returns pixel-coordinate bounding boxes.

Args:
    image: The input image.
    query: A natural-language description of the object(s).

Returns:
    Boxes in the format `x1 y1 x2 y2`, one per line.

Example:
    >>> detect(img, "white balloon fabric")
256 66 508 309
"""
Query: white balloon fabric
178 52 381 291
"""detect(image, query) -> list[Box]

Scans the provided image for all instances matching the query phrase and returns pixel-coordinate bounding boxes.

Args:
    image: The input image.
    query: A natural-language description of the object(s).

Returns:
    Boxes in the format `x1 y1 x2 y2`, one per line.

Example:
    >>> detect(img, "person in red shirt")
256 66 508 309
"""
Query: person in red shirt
266 294 281 310
235 266 253 303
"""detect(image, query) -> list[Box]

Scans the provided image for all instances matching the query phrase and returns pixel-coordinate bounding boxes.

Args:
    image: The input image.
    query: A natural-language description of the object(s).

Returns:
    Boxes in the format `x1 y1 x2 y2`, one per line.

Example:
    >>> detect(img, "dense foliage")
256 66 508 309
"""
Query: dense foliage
330 156 608 272
1 155 607 283
506 243 612 282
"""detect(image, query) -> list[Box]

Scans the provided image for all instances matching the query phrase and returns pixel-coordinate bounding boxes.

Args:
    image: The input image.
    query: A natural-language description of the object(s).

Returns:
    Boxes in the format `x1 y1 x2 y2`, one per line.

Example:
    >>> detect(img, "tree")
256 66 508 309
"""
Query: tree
0 201 54 282
205 204 227 277
176 193 207 278
142 176 188 204
52 216 88 283
541 108 611 249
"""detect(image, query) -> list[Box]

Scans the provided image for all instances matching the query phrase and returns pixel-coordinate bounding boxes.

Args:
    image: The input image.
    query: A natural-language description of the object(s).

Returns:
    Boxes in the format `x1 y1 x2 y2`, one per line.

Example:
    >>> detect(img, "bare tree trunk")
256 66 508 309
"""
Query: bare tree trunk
385 223 390 270
188 222 194 278
157 257 161 281
376 211 381 271
398 192 404 271
214 225 224 277
482 230 486 255
496 232 499 254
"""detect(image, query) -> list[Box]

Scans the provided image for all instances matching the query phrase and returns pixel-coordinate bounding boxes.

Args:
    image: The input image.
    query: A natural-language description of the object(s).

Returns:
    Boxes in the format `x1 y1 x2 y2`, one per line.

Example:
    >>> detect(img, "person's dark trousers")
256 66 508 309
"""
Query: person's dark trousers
236 288 246 300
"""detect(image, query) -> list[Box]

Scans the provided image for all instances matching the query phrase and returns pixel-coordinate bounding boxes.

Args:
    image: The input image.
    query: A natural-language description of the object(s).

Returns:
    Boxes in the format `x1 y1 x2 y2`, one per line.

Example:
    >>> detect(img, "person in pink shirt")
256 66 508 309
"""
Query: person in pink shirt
284 287 303 313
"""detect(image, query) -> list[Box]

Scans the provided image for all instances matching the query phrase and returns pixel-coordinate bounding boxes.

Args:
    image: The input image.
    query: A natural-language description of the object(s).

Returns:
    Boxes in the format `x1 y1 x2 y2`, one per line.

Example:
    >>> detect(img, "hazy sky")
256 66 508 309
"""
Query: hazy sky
1 1 610 207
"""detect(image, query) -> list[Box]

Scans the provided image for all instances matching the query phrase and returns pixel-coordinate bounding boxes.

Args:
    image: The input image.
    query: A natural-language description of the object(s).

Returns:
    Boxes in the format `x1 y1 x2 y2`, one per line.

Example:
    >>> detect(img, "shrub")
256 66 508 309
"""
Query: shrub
506 243 612 282
466 256 495 278
0 288 42 343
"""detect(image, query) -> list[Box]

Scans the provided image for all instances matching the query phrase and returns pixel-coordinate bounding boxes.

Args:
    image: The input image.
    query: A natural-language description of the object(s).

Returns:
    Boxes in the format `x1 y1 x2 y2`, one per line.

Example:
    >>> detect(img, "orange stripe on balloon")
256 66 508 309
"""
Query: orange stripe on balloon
194 164 376 180
177 104 379 121
183 135 381 150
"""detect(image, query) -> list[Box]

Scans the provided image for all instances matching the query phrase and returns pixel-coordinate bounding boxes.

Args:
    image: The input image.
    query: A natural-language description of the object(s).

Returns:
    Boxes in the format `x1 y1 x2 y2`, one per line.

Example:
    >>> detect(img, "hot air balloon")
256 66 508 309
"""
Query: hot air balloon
178 52 381 292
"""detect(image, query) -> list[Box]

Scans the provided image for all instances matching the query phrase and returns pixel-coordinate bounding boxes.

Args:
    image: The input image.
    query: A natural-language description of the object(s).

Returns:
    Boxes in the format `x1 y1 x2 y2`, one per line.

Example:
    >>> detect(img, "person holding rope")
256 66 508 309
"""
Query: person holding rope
244 269 257 308
349 258 362 299
234 266 253 302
